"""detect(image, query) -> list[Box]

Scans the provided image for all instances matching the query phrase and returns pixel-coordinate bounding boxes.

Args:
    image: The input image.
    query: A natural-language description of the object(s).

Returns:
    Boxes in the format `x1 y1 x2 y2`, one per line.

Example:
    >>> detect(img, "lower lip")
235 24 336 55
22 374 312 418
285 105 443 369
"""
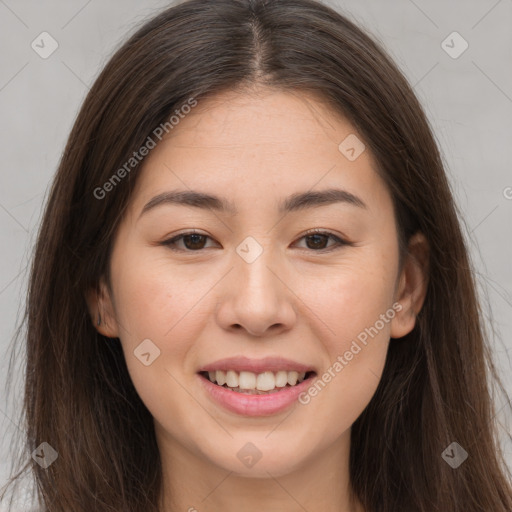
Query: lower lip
198 373 315 417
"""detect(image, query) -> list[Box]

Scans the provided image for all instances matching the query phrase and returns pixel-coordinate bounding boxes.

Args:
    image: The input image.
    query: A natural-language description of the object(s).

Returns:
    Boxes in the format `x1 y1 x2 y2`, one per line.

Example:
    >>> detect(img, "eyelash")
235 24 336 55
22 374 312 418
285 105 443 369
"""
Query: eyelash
160 229 353 253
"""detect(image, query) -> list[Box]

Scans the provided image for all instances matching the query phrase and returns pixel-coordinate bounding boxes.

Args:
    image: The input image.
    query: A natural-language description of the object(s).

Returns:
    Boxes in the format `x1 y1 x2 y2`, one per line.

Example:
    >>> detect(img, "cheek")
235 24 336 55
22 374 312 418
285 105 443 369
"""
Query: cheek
109 255 208 397
315 252 397 348
299 297 392 441
301 253 396 422
109 259 205 440
112 252 211 341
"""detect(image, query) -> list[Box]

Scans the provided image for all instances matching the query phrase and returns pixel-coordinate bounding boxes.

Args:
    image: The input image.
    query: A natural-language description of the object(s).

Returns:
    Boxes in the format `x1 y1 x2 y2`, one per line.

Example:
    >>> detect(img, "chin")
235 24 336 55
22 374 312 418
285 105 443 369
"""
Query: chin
205 442 309 478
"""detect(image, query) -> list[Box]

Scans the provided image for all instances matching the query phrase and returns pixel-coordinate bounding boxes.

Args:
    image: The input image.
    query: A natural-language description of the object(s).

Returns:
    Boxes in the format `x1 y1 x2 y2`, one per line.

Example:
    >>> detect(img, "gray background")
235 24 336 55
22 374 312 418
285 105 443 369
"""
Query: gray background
1 0 511 507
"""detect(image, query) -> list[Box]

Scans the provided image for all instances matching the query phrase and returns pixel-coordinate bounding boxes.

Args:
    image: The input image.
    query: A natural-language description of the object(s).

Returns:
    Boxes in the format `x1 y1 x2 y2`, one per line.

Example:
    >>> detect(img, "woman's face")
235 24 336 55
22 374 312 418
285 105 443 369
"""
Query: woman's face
95 87 426 479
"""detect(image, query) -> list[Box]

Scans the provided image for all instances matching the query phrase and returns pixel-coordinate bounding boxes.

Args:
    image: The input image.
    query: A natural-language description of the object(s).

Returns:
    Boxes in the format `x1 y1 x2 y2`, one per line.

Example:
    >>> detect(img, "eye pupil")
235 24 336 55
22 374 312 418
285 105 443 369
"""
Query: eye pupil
184 234 206 250
306 234 328 250
164 231 345 253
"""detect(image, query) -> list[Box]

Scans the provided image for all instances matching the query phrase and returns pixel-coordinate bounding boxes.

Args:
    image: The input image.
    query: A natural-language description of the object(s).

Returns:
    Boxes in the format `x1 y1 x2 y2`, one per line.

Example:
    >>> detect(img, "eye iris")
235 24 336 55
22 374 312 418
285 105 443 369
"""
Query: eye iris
306 234 328 250
172 232 338 251
183 234 206 250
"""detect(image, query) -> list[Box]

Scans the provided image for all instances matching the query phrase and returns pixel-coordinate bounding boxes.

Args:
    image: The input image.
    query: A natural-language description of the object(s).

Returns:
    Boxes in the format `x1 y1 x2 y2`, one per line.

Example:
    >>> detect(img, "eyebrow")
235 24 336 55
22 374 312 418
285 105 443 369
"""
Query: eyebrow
138 187 367 219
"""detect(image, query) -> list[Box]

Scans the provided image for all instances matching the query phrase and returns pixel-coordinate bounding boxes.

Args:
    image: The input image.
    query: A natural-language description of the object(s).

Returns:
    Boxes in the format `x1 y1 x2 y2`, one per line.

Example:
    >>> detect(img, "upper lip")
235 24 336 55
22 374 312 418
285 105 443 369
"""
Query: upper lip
198 356 316 374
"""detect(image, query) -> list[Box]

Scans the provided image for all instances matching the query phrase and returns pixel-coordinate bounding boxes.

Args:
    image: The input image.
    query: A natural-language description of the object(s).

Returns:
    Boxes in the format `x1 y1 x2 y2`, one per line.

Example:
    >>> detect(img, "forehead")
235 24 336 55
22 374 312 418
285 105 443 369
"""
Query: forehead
129 87 391 219
167 87 356 150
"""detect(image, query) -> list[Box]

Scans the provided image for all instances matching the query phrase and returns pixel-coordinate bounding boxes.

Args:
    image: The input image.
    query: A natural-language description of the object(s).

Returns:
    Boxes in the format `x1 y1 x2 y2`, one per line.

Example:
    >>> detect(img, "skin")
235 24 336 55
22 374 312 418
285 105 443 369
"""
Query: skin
88 87 429 512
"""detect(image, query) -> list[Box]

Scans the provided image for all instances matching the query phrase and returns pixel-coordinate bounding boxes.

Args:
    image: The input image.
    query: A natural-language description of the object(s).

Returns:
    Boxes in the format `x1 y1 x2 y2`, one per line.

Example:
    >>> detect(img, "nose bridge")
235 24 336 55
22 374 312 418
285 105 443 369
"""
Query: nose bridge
236 234 283 306
216 235 296 336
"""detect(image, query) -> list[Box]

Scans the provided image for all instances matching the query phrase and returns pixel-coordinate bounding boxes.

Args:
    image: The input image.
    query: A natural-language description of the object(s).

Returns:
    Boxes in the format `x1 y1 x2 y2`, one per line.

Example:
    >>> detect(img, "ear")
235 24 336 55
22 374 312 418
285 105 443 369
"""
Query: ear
390 231 429 339
84 276 119 338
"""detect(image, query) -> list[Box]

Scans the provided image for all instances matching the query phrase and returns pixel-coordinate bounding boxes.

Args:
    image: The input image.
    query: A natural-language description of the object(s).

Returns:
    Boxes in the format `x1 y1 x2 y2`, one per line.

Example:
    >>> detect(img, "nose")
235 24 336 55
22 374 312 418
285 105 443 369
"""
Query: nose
215 244 297 337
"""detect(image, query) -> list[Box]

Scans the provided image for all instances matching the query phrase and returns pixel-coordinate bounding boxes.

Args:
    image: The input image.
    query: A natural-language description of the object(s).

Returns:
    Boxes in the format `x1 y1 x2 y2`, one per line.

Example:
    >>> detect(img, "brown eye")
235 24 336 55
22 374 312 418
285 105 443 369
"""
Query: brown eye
295 230 351 252
304 233 331 250
161 230 351 253
162 232 216 251
180 233 208 250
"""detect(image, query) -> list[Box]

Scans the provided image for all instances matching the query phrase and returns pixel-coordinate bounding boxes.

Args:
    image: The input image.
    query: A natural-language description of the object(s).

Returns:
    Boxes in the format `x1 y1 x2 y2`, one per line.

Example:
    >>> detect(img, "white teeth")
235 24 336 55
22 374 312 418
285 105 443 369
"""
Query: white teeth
275 370 289 388
226 370 238 388
287 370 299 386
239 371 256 389
205 370 310 391
256 371 275 391
216 370 226 386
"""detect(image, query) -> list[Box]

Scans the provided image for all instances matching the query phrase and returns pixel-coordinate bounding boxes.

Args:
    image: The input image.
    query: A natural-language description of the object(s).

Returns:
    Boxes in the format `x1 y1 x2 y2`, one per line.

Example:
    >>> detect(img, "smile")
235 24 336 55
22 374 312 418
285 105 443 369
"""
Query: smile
197 369 317 416
199 369 315 394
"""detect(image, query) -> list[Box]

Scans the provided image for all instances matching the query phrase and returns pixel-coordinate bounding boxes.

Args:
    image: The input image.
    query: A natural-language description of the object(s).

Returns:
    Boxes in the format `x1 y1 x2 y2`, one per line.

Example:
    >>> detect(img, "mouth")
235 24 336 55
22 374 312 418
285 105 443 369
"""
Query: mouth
198 370 317 395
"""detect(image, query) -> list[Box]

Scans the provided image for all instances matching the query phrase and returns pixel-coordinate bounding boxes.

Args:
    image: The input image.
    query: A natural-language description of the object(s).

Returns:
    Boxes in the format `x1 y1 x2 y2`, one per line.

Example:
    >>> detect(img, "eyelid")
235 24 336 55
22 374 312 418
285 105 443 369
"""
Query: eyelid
297 228 354 252
160 228 353 252
161 229 218 249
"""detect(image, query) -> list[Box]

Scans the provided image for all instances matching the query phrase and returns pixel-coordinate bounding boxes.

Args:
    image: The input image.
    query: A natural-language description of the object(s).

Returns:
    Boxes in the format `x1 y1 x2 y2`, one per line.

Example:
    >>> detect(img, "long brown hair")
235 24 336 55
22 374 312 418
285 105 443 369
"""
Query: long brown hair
1 0 511 510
